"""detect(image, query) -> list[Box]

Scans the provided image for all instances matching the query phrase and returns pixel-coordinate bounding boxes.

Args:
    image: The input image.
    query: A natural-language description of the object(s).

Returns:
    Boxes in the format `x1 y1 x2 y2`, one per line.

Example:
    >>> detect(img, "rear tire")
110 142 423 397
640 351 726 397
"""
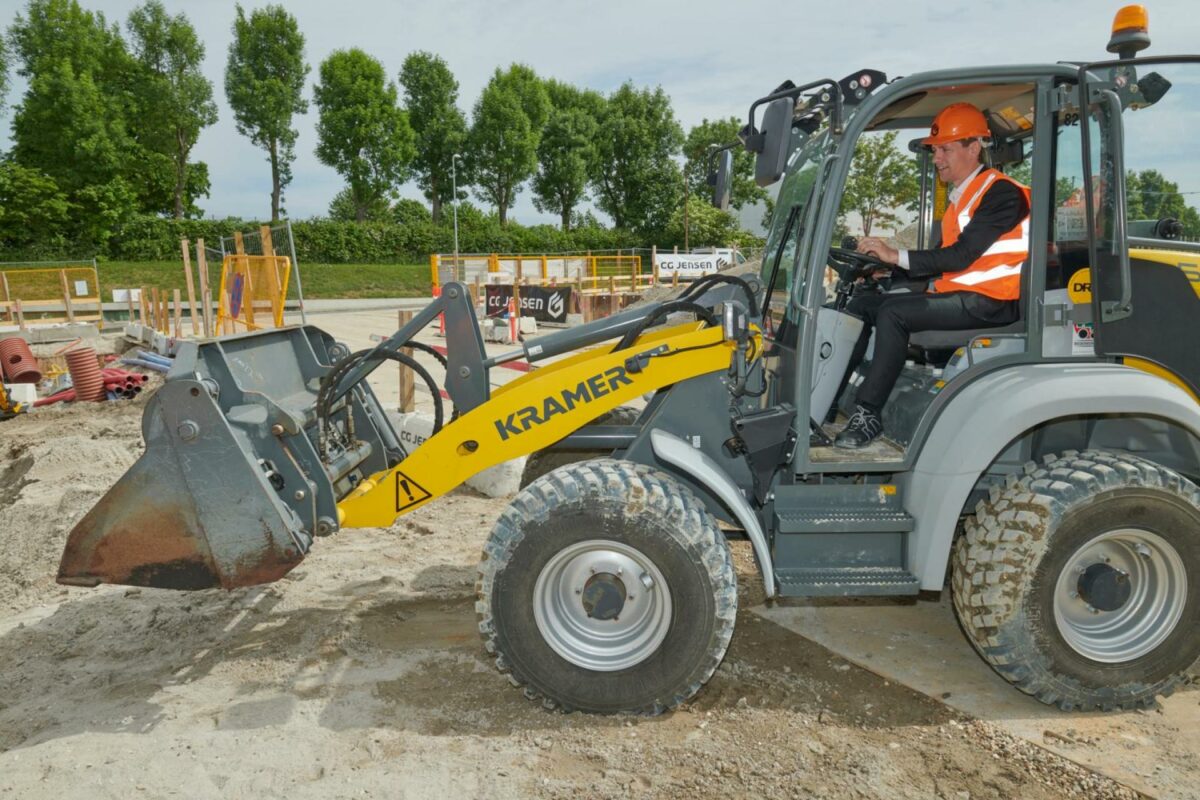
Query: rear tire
477 458 737 714
519 406 642 489
952 450 1200 710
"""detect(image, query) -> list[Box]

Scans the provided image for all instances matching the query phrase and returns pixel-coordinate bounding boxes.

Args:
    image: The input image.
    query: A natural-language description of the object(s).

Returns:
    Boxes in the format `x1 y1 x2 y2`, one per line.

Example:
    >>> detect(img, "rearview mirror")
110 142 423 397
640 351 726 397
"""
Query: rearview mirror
753 97 793 187
712 150 733 210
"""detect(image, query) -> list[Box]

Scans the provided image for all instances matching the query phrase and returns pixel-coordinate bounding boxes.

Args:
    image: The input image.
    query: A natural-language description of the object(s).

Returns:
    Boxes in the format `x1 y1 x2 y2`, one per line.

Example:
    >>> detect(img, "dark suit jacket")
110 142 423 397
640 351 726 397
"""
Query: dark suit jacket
907 179 1029 280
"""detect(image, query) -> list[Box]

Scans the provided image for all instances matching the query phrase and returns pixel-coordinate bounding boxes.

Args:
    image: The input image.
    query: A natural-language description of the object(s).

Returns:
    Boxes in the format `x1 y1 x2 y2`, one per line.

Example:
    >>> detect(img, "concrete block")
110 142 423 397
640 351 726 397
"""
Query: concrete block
518 316 538 335
3 383 38 405
386 411 525 498
485 322 514 344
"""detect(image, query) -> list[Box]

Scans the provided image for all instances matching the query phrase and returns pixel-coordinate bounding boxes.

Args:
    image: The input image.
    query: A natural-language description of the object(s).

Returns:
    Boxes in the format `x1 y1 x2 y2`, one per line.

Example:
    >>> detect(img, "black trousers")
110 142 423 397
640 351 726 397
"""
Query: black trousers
844 287 1019 410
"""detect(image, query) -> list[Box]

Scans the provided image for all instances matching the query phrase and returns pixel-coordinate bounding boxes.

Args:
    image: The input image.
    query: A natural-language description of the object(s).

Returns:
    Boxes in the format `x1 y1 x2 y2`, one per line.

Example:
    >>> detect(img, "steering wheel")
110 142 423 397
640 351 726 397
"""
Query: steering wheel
827 246 891 281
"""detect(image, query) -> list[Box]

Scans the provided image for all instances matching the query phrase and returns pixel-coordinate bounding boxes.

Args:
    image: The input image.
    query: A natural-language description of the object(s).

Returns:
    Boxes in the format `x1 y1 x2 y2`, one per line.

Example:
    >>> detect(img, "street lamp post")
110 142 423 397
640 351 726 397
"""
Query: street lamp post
451 154 462 275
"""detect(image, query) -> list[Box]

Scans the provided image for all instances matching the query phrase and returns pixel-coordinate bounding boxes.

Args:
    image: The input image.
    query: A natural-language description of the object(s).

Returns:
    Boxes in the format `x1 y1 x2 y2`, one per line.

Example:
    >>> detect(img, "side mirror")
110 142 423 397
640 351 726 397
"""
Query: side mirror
752 97 793 187
712 150 733 210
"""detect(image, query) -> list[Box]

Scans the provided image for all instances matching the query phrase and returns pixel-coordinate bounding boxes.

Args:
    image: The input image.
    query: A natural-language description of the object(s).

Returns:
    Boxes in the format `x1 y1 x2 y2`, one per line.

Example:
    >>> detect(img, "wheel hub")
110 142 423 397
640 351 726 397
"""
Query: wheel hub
582 573 627 620
533 540 673 672
1053 528 1187 663
1076 562 1132 612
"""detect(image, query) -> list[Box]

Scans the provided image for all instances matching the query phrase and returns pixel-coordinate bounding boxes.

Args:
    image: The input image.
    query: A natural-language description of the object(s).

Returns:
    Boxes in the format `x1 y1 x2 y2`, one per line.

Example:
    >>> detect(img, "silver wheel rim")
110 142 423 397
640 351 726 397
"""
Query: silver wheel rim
533 539 673 672
1053 528 1187 663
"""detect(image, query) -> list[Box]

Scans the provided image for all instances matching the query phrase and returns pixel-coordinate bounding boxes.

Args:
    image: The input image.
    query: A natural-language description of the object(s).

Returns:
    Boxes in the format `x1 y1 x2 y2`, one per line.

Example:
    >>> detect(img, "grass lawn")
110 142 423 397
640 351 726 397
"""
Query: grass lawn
91 261 432 300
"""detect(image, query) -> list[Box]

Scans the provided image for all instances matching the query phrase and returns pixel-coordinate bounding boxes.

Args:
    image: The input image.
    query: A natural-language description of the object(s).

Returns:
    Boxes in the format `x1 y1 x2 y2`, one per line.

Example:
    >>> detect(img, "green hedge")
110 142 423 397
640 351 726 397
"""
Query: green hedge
7 215 646 264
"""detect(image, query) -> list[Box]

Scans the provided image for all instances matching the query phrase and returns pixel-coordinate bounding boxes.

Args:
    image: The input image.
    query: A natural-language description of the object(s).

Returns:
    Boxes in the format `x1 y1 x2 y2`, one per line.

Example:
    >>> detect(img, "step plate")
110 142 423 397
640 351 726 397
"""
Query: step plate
774 509 915 534
775 567 920 597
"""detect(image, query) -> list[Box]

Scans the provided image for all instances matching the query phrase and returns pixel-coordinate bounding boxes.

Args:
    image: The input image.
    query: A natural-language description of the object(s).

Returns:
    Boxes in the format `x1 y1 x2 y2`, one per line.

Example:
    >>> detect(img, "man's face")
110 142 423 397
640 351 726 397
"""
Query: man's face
931 140 979 186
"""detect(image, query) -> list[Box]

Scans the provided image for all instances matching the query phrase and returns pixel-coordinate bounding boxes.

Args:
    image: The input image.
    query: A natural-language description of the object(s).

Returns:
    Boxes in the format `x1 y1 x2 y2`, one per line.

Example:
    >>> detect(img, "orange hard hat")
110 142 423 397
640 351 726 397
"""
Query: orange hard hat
922 103 990 146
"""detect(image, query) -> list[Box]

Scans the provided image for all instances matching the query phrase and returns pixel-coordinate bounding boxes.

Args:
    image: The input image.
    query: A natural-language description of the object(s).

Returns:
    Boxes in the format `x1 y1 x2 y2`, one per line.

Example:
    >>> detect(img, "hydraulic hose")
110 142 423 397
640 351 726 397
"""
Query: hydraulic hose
677 273 757 312
316 346 446 459
613 300 718 352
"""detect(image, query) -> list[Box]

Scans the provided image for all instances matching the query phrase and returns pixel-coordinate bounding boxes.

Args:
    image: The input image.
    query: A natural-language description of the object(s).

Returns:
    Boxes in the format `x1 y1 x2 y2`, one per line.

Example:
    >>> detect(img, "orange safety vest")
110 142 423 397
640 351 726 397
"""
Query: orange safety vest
932 168 1031 301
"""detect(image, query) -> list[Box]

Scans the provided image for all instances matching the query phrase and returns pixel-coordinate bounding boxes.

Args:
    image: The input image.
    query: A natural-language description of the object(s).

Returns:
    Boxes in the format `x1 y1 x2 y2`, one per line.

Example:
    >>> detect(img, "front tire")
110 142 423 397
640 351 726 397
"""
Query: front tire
477 459 737 714
953 450 1200 710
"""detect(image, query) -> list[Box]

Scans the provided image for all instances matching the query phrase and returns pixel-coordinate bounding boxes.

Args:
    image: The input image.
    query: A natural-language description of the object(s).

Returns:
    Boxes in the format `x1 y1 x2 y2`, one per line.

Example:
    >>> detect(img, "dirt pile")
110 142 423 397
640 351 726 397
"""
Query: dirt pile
0 396 1152 798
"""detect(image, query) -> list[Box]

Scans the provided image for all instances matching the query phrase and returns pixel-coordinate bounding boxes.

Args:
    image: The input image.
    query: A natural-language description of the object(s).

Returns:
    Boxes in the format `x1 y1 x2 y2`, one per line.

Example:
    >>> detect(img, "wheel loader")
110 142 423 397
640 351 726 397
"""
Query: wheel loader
60 7 1200 714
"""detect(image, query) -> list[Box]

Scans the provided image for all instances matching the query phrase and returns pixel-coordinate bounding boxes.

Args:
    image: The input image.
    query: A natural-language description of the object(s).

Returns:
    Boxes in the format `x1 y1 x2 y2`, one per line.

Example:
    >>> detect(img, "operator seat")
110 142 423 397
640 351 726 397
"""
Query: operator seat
909 262 1028 362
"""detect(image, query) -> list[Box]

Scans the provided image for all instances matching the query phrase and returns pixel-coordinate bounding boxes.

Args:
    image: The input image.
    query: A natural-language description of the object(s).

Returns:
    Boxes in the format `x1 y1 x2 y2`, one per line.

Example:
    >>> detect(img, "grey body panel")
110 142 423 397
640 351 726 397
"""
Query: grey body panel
650 430 775 599
898 362 1200 590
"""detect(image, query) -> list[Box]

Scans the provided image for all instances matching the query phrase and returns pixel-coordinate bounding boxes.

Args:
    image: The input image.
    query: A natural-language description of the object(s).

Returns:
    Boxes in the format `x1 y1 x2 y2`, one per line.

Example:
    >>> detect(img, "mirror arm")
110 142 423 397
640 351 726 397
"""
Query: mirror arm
745 79 842 151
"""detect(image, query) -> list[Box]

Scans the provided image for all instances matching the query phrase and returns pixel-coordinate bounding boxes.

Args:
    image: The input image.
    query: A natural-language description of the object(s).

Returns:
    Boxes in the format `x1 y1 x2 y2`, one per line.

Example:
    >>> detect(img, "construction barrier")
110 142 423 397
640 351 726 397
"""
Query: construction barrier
431 252 643 289
215 254 291 333
0 264 103 328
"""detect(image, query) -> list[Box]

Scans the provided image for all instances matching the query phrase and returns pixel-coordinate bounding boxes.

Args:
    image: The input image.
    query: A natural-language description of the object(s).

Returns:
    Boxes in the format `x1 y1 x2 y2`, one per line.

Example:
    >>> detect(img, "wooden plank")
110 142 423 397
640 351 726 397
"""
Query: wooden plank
260 225 275 257
59 270 76 323
398 310 414 413
0 273 10 324
241 256 256 329
181 238 199 335
195 239 214 337
173 289 182 338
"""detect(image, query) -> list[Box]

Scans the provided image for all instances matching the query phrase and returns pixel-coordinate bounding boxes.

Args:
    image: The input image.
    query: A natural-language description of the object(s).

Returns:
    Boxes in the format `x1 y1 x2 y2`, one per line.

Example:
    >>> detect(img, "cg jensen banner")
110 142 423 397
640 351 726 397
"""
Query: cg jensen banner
485 285 572 323
654 252 732 278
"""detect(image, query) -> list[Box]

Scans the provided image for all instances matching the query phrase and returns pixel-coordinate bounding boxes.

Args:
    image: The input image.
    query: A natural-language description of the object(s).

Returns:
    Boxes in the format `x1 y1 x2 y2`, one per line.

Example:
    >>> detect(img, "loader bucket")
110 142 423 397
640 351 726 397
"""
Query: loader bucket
59 326 399 590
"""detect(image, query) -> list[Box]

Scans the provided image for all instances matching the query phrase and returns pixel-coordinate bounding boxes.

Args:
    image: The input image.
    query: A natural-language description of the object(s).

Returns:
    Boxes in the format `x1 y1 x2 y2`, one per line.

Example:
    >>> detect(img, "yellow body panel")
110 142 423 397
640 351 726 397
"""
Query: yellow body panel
1130 247 1200 299
338 323 757 528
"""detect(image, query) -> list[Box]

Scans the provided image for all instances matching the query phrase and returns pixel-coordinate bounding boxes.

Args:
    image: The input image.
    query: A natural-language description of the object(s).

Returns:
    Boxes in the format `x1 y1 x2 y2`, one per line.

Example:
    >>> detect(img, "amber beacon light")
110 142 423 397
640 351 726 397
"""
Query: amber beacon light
1108 5 1151 58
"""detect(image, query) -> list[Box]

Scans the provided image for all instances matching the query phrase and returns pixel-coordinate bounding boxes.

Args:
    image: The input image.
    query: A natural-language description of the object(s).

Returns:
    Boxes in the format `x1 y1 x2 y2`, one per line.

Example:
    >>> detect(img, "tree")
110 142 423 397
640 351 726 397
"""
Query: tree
467 74 539 225
391 197 432 226
8 0 141 245
0 35 10 114
662 196 749 250
0 162 72 251
840 131 918 236
126 1 217 219
398 51 467 224
326 187 390 221
590 82 683 233
683 117 768 212
1126 169 1200 239
492 63 549 132
313 48 414 222
225 4 308 222
532 107 597 231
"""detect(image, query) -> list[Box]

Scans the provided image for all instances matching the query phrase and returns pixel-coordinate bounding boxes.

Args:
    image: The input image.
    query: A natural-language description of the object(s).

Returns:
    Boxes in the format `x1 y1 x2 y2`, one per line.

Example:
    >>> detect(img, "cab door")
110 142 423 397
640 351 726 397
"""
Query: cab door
1081 57 1200 396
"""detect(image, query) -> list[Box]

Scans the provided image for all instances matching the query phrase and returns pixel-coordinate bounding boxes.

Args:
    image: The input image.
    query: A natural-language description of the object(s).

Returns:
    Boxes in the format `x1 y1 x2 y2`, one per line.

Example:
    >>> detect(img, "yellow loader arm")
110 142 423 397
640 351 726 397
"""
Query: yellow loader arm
338 321 759 527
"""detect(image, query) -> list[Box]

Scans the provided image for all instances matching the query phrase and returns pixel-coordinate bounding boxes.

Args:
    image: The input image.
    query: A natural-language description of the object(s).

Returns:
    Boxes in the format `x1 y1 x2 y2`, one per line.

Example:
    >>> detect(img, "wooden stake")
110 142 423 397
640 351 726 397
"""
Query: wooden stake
150 288 160 331
196 239 214 337
181 238 199 335
260 225 275 257
234 230 245 255
126 290 135 323
173 289 182 338
398 310 414 413
59 270 76 323
0 273 10 324
14 298 25 331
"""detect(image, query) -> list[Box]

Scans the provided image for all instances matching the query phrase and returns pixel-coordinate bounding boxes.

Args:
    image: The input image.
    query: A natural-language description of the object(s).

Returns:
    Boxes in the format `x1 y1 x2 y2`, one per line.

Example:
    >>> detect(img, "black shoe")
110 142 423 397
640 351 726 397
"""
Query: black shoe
835 405 883 449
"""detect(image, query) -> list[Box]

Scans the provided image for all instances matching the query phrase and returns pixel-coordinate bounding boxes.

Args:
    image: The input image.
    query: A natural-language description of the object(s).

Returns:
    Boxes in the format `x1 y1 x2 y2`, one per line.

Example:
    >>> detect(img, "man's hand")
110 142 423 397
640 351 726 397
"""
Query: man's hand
857 237 899 265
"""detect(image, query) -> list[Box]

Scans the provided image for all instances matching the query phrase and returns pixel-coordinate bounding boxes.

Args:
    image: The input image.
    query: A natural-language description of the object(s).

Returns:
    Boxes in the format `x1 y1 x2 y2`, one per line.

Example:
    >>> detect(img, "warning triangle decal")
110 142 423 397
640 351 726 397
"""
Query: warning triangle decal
394 471 433 512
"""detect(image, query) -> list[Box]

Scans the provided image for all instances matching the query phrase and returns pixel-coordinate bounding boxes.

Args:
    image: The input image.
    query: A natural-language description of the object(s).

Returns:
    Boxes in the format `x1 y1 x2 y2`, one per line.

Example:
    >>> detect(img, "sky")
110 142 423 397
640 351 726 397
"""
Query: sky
1 0 1198 225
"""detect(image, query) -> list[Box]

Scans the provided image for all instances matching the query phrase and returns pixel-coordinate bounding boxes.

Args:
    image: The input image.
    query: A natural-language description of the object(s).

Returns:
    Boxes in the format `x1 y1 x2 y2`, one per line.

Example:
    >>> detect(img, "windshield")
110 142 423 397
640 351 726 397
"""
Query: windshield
760 126 833 294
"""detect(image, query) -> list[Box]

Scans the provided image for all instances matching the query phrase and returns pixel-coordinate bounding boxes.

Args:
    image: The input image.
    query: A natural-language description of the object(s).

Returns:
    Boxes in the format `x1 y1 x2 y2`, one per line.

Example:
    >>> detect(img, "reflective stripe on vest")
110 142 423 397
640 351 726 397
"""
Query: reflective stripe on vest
932 168 1031 301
